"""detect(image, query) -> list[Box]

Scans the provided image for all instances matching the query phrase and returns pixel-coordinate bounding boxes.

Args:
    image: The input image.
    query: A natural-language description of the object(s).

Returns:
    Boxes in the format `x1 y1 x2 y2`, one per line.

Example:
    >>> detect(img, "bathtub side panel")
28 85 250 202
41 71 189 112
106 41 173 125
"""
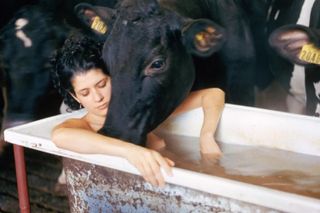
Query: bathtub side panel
63 158 280 213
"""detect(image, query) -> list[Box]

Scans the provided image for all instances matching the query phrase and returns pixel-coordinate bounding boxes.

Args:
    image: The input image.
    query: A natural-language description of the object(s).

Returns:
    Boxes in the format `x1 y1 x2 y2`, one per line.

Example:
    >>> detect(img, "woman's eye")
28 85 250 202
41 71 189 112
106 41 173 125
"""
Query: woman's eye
98 81 106 88
80 91 89 97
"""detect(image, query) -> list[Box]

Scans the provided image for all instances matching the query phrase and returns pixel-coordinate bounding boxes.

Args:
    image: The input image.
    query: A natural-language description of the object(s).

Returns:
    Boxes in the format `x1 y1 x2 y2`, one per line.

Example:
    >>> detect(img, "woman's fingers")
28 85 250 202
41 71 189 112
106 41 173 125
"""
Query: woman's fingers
126 147 175 187
141 151 175 187
143 157 162 186
153 152 174 177
165 157 175 167
147 155 165 187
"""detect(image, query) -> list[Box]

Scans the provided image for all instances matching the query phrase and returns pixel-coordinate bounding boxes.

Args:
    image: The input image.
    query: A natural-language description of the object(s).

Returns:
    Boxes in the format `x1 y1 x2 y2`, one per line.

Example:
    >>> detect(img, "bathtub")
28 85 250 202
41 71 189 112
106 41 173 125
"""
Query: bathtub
4 104 320 212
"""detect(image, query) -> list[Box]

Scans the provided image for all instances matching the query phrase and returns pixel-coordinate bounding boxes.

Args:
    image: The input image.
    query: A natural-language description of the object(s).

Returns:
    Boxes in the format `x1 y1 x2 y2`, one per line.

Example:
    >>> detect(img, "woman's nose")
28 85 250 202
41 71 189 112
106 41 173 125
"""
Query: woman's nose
92 89 103 102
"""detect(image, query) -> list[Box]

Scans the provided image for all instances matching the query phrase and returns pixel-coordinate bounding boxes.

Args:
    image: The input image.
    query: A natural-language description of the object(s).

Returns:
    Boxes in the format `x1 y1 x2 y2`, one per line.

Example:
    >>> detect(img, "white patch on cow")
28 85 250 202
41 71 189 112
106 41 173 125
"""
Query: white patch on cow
313 81 320 116
287 66 306 114
286 92 306 115
15 18 32 48
15 30 32 47
274 10 280 20
289 66 306 102
315 104 320 116
314 81 320 99
15 18 29 30
296 0 315 26
287 0 315 114
267 4 273 21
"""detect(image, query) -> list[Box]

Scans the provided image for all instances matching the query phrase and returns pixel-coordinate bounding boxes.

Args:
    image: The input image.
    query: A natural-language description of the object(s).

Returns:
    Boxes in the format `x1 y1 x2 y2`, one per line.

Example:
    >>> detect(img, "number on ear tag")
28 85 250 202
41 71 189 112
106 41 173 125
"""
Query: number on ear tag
91 16 107 34
299 44 320 65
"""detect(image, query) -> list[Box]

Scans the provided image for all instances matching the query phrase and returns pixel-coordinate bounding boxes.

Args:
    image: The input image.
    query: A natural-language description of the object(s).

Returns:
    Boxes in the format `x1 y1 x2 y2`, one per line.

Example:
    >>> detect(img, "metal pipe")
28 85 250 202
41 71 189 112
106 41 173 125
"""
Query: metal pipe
13 144 30 213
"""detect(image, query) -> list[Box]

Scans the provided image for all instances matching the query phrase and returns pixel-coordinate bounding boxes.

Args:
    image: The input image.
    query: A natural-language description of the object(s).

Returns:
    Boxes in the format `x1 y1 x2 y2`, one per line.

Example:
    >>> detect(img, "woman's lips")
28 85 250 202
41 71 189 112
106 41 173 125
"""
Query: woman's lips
97 103 108 110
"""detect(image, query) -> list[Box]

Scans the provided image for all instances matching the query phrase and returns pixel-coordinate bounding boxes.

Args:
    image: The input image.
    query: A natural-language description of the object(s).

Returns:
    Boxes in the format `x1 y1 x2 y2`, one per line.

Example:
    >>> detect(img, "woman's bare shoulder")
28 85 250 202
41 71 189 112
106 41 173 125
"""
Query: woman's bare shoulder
55 117 91 130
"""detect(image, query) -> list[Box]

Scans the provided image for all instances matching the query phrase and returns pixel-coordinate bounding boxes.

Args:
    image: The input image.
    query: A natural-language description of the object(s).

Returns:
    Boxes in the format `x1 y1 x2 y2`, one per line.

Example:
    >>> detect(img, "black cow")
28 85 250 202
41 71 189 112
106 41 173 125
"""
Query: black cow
0 68 4 131
267 0 320 116
0 0 120 153
0 4 70 152
74 0 255 145
240 0 276 90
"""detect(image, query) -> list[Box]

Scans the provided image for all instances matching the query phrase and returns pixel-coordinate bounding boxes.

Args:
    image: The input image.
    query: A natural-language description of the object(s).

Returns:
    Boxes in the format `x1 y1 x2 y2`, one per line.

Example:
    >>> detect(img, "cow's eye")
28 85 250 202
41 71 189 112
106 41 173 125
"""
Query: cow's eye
145 58 166 76
151 59 165 70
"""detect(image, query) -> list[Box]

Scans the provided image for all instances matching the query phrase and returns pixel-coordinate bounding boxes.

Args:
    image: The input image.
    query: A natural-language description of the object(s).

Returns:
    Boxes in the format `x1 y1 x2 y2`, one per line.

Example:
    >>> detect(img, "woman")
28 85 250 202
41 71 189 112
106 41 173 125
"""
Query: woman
51 35 225 187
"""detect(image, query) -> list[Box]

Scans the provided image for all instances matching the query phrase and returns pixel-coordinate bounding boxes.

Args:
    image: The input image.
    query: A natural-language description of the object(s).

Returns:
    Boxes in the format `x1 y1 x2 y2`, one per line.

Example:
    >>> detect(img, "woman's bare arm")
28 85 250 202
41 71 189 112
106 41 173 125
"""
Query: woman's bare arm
172 88 225 154
51 118 174 187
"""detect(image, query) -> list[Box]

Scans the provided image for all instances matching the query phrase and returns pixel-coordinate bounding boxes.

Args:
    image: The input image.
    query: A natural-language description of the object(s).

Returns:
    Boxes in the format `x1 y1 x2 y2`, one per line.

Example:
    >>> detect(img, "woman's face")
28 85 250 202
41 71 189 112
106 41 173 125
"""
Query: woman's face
71 68 111 117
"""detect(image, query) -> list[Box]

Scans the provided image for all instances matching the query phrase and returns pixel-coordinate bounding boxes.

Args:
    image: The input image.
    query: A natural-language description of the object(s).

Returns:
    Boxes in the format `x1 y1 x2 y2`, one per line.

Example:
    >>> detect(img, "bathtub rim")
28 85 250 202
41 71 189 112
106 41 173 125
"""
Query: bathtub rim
3 104 320 212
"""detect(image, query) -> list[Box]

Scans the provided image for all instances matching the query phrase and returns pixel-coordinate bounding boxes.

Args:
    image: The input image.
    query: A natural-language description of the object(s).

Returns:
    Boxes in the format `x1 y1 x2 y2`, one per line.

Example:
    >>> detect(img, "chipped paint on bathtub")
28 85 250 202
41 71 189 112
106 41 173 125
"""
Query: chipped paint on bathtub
64 158 281 213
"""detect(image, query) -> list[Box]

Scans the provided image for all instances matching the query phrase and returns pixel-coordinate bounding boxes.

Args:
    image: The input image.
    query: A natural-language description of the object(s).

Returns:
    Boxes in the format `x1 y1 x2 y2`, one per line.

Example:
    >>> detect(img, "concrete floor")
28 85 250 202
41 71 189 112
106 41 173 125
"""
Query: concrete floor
0 146 69 213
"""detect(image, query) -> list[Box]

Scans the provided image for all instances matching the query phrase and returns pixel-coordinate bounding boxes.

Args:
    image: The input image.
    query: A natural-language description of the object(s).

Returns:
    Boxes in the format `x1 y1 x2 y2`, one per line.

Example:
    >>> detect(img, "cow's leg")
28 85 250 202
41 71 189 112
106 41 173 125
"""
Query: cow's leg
0 87 3 125
305 69 320 116
0 87 5 154
285 65 307 114
0 73 37 154
1 69 60 144
0 67 5 153
286 93 306 114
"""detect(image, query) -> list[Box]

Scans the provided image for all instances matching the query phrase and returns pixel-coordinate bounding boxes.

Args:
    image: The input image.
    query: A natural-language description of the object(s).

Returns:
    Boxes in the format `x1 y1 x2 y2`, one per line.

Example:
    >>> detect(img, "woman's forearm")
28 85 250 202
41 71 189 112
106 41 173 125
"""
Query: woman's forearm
201 88 225 135
51 127 174 187
52 127 130 157
199 88 225 154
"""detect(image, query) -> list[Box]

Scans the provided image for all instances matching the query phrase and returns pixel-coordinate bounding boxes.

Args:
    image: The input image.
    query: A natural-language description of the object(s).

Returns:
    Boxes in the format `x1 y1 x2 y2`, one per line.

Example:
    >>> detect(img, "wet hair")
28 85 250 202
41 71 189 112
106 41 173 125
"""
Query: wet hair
51 34 108 110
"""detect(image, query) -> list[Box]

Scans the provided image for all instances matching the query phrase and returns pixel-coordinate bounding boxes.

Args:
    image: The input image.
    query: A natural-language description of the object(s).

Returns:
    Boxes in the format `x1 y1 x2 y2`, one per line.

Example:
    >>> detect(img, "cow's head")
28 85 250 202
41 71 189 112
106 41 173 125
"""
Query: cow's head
75 0 226 145
269 24 320 66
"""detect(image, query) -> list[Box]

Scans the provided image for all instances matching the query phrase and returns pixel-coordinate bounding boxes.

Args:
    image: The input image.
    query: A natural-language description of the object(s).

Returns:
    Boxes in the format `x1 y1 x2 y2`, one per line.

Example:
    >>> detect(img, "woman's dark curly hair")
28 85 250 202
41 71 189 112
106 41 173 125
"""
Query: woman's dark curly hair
51 33 108 110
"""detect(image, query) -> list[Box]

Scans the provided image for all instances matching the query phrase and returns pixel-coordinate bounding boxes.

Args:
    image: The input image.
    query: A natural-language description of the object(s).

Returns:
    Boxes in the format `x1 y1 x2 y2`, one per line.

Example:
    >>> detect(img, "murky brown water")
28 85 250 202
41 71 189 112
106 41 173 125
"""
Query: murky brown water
158 133 320 199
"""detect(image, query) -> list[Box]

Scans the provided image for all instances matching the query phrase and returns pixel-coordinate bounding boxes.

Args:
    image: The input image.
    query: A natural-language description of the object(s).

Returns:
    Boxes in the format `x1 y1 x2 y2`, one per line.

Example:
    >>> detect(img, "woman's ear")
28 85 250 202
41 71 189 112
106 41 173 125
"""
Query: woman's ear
69 92 80 104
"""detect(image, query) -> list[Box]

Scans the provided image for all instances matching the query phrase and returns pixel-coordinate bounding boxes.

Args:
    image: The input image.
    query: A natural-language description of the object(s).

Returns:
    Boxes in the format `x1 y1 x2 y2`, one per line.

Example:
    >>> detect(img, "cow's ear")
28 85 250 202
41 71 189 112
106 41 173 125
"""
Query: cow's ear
181 19 226 57
74 3 115 38
269 24 320 66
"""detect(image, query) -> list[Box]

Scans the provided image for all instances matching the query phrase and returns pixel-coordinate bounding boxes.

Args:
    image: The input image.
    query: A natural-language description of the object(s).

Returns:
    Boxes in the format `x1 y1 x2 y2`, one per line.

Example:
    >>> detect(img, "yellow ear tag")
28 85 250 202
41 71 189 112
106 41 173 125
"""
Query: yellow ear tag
299 44 320 65
91 16 107 34
195 32 205 43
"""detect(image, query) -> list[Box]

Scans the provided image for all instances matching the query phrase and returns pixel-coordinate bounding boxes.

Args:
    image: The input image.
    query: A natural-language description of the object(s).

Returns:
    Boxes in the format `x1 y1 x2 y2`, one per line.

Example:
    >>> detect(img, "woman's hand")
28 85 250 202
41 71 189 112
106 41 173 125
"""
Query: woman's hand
200 132 222 156
123 144 174 187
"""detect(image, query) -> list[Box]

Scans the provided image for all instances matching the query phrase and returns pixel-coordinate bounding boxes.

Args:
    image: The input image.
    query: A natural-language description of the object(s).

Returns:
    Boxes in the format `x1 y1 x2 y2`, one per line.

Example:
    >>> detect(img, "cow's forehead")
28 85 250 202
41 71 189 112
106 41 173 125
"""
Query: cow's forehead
118 0 161 20
104 10 175 53
103 21 169 74
107 4 181 45
113 1 181 28
101 3 182 74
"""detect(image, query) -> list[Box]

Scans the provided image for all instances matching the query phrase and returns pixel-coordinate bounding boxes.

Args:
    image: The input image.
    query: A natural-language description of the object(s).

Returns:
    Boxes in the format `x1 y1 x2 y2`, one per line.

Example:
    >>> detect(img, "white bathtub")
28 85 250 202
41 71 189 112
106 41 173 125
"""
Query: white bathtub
4 104 320 212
